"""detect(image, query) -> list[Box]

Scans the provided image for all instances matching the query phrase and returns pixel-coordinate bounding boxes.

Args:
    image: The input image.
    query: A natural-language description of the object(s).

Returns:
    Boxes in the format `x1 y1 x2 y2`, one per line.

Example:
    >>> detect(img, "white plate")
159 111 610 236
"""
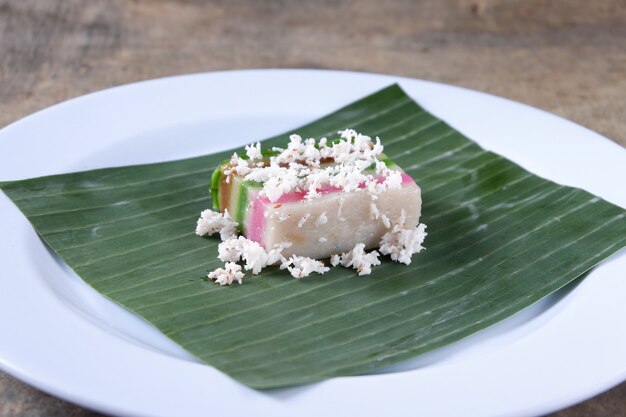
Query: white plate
0 70 624 417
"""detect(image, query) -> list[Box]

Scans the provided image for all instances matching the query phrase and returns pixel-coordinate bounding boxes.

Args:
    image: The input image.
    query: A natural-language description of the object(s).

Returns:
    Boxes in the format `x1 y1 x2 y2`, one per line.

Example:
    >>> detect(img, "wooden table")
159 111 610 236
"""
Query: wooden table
1 1 624 415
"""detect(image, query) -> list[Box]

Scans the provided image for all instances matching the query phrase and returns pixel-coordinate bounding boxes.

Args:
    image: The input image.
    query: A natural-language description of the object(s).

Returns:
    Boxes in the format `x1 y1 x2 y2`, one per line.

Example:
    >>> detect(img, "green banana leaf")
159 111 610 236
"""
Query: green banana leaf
1 85 625 388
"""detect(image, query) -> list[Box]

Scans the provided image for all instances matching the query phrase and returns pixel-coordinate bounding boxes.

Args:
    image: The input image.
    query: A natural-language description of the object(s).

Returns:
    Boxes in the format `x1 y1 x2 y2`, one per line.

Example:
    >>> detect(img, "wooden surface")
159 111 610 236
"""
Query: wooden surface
0 0 624 415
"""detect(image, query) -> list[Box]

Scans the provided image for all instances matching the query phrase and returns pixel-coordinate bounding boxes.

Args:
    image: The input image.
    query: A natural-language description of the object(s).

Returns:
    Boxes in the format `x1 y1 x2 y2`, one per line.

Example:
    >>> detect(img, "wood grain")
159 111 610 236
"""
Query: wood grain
0 0 624 415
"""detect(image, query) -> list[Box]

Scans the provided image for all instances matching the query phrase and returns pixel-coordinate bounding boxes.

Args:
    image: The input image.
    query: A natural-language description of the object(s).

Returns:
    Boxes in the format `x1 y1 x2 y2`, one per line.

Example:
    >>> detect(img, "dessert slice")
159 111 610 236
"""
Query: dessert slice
210 131 422 259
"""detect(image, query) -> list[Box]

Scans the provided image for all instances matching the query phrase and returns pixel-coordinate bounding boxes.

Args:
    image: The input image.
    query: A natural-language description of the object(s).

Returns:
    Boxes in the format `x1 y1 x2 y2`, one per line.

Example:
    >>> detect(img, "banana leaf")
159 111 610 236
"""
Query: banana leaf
1 85 625 388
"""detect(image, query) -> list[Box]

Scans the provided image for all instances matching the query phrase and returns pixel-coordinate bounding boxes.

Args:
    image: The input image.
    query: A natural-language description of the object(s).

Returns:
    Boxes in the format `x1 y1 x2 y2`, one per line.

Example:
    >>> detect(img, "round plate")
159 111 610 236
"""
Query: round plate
0 70 624 417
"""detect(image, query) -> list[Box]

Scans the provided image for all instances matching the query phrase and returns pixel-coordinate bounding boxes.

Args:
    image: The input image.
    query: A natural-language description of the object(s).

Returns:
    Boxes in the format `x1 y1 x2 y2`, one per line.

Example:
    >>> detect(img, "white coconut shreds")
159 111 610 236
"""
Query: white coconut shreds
370 202 380 220
315 211 328 226
280 255 330 279
297 213 311 228
217 237 244 263
245 142 262 161
217 236 291 275
224 129 404 203
208 262 245 286
381 214 391 229
195 209 238 241
379 223 428 265
240 239 272 274
223 153 251 179
267 241 292 265
337 243 381 276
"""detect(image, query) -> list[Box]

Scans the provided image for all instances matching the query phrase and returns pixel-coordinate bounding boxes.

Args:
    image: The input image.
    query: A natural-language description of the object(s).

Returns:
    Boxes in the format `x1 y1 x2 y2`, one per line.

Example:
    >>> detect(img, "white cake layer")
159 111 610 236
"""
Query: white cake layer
263 183 421 259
